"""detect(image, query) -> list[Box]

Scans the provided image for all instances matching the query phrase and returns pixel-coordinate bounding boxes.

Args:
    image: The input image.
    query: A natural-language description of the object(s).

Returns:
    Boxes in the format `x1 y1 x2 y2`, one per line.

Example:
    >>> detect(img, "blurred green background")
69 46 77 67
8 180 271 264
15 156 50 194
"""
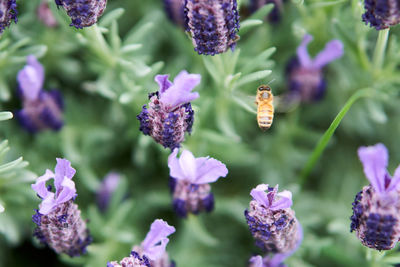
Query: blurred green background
1 0 400 266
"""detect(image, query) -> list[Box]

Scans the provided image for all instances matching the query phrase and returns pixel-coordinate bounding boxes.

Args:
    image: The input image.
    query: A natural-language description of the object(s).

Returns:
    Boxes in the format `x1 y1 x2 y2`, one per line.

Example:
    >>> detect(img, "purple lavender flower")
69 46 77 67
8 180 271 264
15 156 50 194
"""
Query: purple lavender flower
0 0 17 34
362 0 400 30
245 184 302 255
350 143 400 250
16 55 63 133
249 254 287 267
286 34 343 102
31 158 92 257
168 148 228 218
37 1 58 28
184 0 240 55
108 219 176 267
249 0 284 23
164 0 185 27
137 71 200 150
96 172 121 212
55 0 107 29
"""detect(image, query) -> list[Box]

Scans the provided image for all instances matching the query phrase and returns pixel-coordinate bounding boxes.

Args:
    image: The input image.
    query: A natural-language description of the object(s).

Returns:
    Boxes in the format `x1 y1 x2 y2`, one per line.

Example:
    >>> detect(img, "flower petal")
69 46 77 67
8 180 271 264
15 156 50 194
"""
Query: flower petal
55 176 76 205
54 158 76 192
17 55 44 101
358 143 388 193
168 148 187 180
250 184 270 207
159 70 200 110
312 40 344 68
155 74 173 94
388 165 400 192
270 190 293 211
296 34 313 68
141 219 176 260
178 149 197 183
194 156 228 184
249 255 263 267
38 191 56 215
31 169 55 199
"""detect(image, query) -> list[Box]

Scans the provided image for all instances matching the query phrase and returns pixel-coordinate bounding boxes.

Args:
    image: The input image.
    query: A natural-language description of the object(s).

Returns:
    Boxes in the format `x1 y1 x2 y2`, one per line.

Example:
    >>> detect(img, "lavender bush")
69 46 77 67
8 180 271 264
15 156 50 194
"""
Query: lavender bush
1 0 400 266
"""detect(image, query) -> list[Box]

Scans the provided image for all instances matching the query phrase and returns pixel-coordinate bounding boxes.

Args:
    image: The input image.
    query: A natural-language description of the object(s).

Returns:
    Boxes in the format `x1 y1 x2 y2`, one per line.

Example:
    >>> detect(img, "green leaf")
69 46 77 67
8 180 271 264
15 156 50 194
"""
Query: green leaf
0 112 13 121
235 70 272 87
99 8 125 27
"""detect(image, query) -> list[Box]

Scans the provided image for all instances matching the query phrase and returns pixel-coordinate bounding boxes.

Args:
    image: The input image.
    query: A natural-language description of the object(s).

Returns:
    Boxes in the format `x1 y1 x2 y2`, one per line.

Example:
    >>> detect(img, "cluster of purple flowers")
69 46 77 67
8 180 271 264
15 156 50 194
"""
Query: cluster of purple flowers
245 185 302 266
0 0 17 34
362 0 400 30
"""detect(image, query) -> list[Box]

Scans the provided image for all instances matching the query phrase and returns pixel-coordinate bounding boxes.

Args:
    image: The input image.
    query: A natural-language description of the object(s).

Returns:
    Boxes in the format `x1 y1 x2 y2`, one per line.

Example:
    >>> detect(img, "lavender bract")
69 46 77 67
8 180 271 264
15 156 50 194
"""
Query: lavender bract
362 0 400 30
16 55 63 133
31 158 92 257
137 71 200 150
108 219 176 267
248 254 286 267
350 143 400 250
184 0 240 55
164 0 185 26
168 148 228 218
0 0 17 34
55 0 107 29
96 172 121 212
286 34 343 102
245 184 302 255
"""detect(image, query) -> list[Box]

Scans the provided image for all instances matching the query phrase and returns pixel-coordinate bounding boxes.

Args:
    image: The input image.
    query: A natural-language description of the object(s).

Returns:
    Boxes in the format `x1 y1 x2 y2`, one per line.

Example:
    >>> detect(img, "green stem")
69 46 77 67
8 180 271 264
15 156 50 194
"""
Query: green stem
372 29 389 72
83 25 115 67
299 88 374 186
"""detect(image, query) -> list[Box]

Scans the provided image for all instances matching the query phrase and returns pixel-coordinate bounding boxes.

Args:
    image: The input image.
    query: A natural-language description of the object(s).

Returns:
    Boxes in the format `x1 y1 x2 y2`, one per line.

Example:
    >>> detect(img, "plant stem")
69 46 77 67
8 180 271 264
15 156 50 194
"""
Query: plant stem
299 88 374 186
372 29 389 72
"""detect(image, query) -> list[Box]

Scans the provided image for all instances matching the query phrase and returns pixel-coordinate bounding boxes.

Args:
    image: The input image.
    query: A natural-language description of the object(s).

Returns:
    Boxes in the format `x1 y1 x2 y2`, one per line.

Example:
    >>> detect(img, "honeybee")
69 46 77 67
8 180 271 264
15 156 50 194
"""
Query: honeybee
256 85 274 131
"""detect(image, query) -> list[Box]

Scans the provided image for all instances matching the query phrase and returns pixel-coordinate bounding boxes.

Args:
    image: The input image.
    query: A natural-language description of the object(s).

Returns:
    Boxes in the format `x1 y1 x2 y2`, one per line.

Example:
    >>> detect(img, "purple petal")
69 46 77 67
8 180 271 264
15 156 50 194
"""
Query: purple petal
17 55 44 101
38 192 56 215
54 176 76 205
31 169 55 199
296 34 313 68
249 255 263 267
155 74 173 94
312 40 344 68
270 190 293 211
194 156 228 184
178 149 197 183
387 166 400 192
141 219 176 261
54 158 76 192
168 149 187 181
250 184 270 207
358 143 388 193
158 70 200 110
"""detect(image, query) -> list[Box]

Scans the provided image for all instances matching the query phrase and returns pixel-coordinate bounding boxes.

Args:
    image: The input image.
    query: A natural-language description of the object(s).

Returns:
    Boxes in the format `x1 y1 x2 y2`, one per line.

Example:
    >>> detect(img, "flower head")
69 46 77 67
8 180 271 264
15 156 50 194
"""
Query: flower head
0 0 17 34
109 219 176 267
55 0 107 29
96 172 121 212
249 254 287 267
168 148 228 217
31 158 92 257
350 143 400 250
185 0 240 55
245 184 302 255
362 0 400 30
286 34 343 102
164 0 185 26
137 71 200 150
37 1 58 28
16 55 64 133
249 0 284 23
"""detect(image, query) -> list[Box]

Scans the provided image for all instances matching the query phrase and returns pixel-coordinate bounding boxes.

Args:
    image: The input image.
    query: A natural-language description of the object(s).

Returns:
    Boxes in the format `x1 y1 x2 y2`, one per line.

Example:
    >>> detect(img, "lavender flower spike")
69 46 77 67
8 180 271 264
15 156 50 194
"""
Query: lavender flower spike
362 0 400 30
245 184 302 255
249 254 287 267
164 0 185 27
37 1 58 28
31 158 92 257
108 219 176 267
168 148 228 218
350 143 400 250
55 0 107 29
137 71 200 150
185 0 240 55
96 172 121 212
16 55 64 133
286 34 344 102
0 0 17 34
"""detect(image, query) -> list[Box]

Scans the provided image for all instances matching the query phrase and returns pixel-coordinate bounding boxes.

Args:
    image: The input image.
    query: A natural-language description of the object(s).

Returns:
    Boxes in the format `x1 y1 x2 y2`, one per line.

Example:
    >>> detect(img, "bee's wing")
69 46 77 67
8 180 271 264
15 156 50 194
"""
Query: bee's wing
232 91 257 114
274 93 301 113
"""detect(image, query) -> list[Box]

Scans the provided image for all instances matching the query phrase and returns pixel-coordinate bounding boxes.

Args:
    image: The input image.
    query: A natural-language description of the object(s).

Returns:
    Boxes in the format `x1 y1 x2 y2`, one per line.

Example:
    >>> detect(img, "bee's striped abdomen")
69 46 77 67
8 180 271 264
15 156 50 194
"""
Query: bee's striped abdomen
257 106 274 131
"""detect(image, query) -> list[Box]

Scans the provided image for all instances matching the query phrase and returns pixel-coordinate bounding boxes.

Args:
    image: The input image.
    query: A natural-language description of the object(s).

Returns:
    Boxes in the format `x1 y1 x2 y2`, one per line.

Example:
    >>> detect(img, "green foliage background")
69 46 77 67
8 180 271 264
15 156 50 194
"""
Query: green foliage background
1 0 400 266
